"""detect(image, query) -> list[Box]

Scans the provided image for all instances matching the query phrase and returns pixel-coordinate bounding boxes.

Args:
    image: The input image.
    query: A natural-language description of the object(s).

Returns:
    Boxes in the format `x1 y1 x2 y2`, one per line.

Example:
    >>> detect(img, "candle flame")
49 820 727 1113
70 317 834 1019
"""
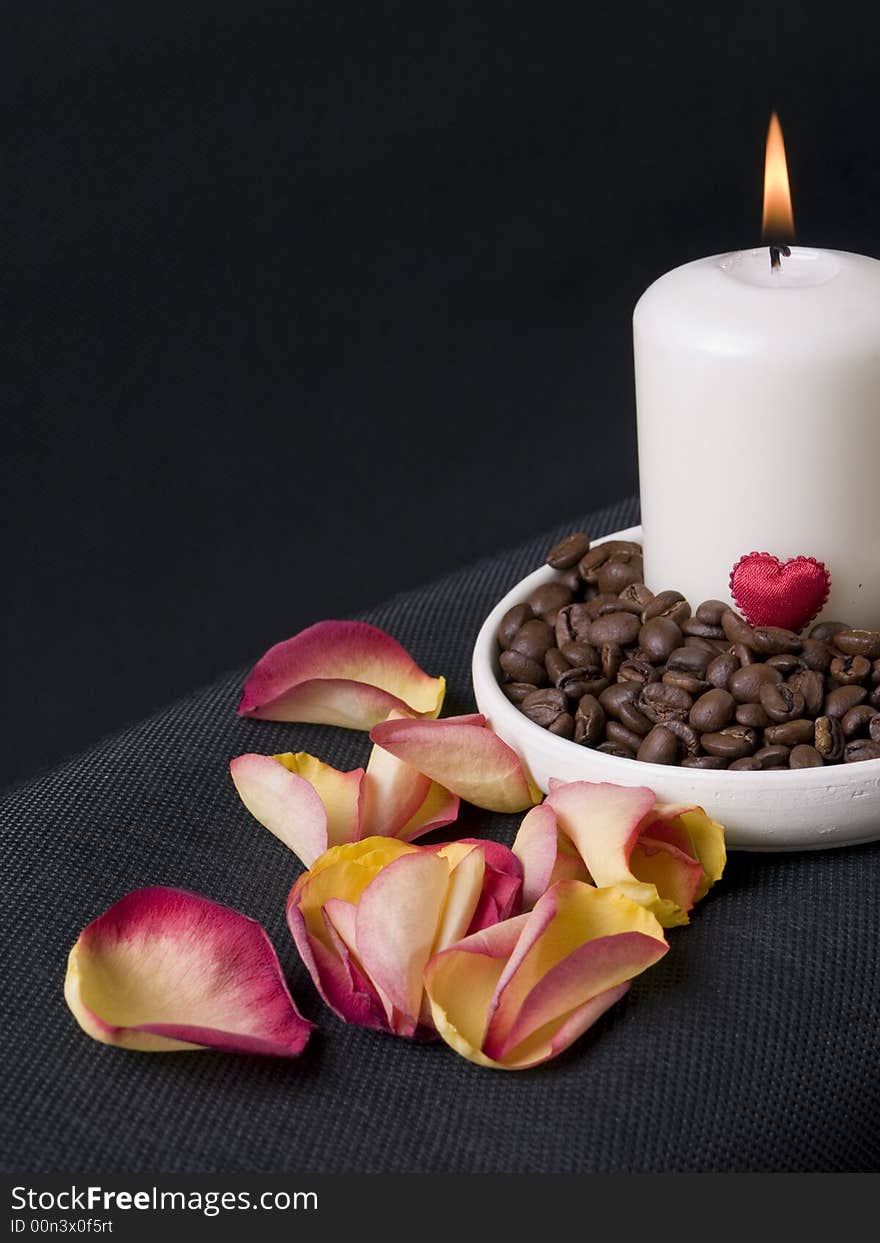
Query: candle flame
762 112 794 242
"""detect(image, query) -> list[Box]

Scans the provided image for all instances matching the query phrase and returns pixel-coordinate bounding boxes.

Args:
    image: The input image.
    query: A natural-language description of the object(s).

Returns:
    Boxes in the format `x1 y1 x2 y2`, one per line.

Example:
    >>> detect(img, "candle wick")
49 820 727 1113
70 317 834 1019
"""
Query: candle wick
769 243 792 272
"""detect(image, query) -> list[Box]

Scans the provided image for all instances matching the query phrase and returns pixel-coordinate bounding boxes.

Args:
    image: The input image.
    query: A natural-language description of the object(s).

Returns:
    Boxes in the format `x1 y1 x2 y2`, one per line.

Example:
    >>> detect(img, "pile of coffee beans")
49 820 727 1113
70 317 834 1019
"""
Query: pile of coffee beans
495 531 880 770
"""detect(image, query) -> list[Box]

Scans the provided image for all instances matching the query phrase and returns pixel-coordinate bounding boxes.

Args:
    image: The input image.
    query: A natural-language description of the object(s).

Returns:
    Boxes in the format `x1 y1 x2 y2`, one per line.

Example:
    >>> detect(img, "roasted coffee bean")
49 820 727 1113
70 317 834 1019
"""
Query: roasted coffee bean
810 621 847 641
799 639 834 672
751 626 802 656
499 649 546 685
558 668 602 699
844 738 880 762
789 744 824 768
577 546 611 578
600 684 652 735
520 688 568 728
498 603 532 648
684 635 722 657
869 714 880 742
840 704 878 738
607 720 647 753
563 602 594 637
764 719 814 747
571 675 610 698
502 682 536 705
829 654 871 685
729 663 782 703
577 539 642 578
597 742 637 759
560 567 583 593
663 718 701 755
618 658 660 686
637 725 681 765
815 715 845 761
574 694 606 746
588 612 642 647
871 686 880 709
766 653 800 676
681 617 726 639
696 600 729 626
787 669 825 717
736 702 770 729
689 688 736 732
554 606 577 649
548 713 575 739
640 682 693 723
707 651 740 689
559 640 600 671
597 556 643 594
833 629 880 660
823 684 867 719
728 756 763 771
701 726 759 759
509 619 555 663
681 755 729 770
871 659 880 688
638 616 683 663
546 532 590 570
643 590 691 625
663 671 709 695
759 681 805 723
601 642 623 681
529 581 574 622
544 647 571 686
667 645 712 676
599 682 640 719
722 610 756 646
585 593 628 620
619 582 655 609
754 745 791 769
734 642 757 666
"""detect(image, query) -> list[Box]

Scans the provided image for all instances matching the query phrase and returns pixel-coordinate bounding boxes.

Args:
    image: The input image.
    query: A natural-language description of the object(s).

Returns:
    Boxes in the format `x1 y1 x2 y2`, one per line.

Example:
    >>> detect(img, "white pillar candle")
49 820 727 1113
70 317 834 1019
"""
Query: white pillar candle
633 246 880 628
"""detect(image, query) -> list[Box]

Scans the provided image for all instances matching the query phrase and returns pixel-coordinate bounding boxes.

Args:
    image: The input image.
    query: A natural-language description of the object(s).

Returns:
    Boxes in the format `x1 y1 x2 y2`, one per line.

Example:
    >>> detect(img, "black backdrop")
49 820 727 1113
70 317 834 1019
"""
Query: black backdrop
5 0 880 787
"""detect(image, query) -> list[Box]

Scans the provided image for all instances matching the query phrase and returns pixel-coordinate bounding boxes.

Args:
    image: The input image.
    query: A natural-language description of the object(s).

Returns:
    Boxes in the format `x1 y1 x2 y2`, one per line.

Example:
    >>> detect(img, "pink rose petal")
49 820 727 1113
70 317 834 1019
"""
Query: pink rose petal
354 851 450 1035
369 714 540 813
230 753 330 867
65 888 313 1057
238 621 445 728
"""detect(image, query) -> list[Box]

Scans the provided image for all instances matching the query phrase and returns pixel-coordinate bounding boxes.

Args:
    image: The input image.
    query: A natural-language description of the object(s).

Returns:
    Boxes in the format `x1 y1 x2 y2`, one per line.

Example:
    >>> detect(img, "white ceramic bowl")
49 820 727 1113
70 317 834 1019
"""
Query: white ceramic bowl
473 525 880 851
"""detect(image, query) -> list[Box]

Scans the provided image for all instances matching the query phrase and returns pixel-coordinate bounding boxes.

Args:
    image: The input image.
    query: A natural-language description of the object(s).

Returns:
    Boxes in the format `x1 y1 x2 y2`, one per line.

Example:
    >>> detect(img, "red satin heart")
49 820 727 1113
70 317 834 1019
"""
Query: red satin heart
729 552 831 633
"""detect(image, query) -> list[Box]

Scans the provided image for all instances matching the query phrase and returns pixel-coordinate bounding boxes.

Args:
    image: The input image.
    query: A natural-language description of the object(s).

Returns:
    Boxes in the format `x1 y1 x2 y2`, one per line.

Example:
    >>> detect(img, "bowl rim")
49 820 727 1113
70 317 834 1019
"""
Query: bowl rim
471 523 880 789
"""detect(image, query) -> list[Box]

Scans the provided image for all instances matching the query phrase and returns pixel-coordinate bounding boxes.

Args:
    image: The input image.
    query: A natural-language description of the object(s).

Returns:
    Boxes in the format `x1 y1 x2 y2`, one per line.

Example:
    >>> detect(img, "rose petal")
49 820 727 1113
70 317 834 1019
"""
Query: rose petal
274 753 364 847
369 715 540 813
425 883 666 1070
230 753 330 867
396 781 460 842
238 620 445 728
289 900 387 1031
64 887 313 1057
431 845 486 952
486 884 667 1061
546 780 672 916
629 836 703 915
360 731 433 839
652 805 727 902
354 851 450 1035
513 804 589 909
547 781 725 926
423 917 531 1067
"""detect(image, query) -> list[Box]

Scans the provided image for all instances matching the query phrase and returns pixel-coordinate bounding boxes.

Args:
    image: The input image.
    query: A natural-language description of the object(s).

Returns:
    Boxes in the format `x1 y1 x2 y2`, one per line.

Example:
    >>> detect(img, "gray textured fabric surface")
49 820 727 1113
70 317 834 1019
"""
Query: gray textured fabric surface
2 495 878 1173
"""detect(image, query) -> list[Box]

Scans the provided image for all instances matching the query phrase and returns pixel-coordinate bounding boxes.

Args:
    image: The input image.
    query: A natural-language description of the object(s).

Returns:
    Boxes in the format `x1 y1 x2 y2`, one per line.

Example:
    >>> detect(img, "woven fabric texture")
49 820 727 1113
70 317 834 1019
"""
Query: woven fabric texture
2 496 878 1174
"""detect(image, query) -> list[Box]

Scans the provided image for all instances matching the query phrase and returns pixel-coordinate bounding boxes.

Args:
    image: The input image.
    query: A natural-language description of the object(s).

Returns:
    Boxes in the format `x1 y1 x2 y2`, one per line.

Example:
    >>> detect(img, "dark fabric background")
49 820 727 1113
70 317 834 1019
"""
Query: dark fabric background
5 1 880 788
2 498 878 1174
